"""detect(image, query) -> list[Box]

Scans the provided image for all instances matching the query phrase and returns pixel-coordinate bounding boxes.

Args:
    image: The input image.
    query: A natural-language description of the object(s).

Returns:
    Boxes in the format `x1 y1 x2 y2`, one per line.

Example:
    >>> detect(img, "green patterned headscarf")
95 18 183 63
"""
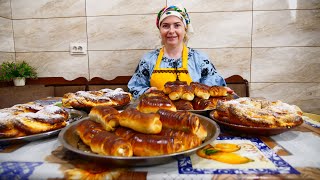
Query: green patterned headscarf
156 5 193 33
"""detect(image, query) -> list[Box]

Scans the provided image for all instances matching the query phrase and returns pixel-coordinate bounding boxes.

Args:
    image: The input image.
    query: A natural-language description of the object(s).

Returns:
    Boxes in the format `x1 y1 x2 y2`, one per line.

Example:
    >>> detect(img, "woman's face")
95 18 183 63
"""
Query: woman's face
159 16 186 47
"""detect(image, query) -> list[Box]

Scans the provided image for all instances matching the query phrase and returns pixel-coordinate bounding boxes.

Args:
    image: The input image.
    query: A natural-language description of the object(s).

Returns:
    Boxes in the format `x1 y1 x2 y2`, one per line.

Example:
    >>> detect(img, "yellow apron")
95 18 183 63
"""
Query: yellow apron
150 45 193 90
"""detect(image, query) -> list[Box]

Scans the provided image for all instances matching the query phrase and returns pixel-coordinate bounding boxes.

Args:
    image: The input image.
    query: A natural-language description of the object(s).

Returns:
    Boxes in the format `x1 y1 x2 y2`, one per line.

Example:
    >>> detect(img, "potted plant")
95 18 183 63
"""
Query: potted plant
0 61 37 86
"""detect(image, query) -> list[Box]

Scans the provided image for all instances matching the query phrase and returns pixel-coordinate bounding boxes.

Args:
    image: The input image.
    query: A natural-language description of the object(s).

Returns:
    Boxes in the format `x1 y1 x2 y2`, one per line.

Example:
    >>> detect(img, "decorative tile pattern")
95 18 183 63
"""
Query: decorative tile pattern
0 17 14 52
168 0 252 12
189 12 252 48
253 10 320 47
87 0 164 16
87 15 159 50
0 0 12 19
11 0 85 19
0 161 43 179
13 17 87 52
178 136 299 174
89 50 149 80
252 47 320 82
16 52 89 80
253 0 320 10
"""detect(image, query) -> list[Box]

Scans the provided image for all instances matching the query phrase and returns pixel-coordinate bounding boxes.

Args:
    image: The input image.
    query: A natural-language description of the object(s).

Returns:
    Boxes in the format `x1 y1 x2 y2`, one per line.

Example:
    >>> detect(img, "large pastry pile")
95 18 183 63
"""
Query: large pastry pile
62 88 132 111
213 97 303 128
140 81 233 111
76 105 208 157
0 103 69 138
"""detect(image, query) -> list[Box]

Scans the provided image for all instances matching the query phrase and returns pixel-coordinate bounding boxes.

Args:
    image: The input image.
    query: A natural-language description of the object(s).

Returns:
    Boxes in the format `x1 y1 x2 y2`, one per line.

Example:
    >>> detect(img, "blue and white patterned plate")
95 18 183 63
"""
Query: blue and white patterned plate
178 136 299 175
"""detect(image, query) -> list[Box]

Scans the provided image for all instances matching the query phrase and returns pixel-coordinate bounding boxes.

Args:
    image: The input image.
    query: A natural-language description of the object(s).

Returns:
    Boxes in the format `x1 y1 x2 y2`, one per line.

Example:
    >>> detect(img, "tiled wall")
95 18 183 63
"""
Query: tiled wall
0 0 319 114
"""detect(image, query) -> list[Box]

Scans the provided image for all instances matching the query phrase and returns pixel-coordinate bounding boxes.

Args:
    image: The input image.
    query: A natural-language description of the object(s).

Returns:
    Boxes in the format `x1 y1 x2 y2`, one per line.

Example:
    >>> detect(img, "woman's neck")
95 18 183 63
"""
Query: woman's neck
164 44 183 59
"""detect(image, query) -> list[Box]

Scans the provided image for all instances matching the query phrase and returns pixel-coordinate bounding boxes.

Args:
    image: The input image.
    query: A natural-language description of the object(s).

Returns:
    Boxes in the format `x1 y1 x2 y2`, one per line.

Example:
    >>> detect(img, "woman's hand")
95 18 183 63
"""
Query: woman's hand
145 87 158 93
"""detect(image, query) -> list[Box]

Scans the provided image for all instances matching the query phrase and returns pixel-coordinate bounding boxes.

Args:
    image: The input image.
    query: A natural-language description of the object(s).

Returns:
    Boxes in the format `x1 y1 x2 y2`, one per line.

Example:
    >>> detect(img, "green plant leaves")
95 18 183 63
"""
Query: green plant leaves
0 61 37 81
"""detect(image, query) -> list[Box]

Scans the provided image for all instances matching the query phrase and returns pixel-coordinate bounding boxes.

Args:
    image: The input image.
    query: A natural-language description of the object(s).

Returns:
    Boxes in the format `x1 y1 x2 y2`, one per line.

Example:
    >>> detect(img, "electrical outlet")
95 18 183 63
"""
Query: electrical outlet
70 42 87 55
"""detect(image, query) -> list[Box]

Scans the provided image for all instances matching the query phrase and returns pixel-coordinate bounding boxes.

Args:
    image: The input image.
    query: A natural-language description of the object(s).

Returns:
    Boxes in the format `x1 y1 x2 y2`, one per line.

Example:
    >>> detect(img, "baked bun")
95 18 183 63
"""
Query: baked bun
190 82 210 99
76 120 133 157
157 109 207 140
119 108 162 134
89 106 120 131
209 86 228 97
137 96 176 113
173 99 194 110
115 127 183 156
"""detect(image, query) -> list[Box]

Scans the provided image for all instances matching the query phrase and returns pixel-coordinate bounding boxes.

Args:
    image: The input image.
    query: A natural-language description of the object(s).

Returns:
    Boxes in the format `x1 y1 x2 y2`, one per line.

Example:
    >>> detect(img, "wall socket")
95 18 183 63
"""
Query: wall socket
70 42 87 55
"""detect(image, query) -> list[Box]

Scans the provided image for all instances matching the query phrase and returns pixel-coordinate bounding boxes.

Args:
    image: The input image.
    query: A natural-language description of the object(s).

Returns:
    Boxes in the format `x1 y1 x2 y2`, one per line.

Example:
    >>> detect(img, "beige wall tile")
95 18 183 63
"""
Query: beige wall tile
199 48 251 80
253 0 320 10
13 17 87 52
89 50 149 80
252 47 320 82
189 12 252 48
11 0 85 19
0 52 15 64
250 83 320 114
87 0 164 16
0 0 12 18
0 17 14 52
168 0 252 12
253 10 320 47
87 15 160 50
16 52 89 80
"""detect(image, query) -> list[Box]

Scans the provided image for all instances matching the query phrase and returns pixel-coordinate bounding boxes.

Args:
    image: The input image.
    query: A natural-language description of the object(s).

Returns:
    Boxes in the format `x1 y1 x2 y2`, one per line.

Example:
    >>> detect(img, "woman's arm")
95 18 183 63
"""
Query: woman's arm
127 60 151 99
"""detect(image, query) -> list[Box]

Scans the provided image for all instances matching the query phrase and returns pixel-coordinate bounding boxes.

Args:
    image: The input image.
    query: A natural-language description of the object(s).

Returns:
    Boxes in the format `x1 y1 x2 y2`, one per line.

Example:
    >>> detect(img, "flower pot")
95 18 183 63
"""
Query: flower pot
13 77 26 86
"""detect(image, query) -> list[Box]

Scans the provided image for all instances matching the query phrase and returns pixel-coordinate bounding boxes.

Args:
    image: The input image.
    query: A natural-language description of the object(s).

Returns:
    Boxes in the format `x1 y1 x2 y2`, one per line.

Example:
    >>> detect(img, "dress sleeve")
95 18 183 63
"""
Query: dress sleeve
191 49 226 86
127 52 157 99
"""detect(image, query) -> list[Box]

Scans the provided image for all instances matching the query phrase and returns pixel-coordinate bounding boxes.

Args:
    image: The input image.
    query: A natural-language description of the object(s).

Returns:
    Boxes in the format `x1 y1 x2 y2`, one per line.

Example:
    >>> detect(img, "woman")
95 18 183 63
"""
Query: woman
128 5 227 99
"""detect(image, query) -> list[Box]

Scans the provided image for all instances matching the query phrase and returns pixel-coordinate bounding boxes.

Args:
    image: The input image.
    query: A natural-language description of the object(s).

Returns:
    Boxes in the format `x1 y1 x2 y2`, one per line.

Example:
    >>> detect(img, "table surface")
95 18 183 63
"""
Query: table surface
1 110 320 180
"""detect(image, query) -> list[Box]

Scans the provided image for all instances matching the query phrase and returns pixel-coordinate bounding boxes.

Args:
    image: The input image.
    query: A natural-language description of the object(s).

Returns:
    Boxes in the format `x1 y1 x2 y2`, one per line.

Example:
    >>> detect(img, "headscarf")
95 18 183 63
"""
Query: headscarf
156 5 194 34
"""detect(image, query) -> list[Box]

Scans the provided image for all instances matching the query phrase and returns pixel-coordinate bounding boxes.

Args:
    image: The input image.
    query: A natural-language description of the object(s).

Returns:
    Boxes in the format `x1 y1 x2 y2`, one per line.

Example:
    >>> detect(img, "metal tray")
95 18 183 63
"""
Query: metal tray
209 110 303 136
0 109 87 145
58 114 220 167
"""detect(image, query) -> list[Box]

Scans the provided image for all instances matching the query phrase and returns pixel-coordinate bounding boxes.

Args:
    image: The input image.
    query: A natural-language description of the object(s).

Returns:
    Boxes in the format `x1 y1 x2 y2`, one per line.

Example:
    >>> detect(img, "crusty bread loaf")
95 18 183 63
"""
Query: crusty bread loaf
119 108 162 134
76 120 133 157
115 127 183 156
89 106 120 131
137 96 176 113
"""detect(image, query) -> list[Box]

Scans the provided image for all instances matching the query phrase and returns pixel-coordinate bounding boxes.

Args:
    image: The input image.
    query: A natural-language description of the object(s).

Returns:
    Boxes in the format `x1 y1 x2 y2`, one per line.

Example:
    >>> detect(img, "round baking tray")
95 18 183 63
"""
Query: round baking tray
58 114 220 167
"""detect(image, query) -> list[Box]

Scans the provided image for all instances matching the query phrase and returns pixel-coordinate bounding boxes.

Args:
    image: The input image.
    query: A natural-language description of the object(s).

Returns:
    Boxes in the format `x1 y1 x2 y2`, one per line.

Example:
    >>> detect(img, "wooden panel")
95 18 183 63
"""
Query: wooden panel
0 85 54 108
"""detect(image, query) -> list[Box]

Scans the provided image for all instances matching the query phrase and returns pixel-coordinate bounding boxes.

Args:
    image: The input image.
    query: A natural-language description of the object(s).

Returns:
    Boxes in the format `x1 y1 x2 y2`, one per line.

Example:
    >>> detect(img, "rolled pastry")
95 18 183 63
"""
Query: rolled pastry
137 96 176 113
191 82 210 99
158 128 201 151
158 109 207 141
115 127 183 156
209 86 228 97
76 120 133 157
89 106 120 131
119 108 162 134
